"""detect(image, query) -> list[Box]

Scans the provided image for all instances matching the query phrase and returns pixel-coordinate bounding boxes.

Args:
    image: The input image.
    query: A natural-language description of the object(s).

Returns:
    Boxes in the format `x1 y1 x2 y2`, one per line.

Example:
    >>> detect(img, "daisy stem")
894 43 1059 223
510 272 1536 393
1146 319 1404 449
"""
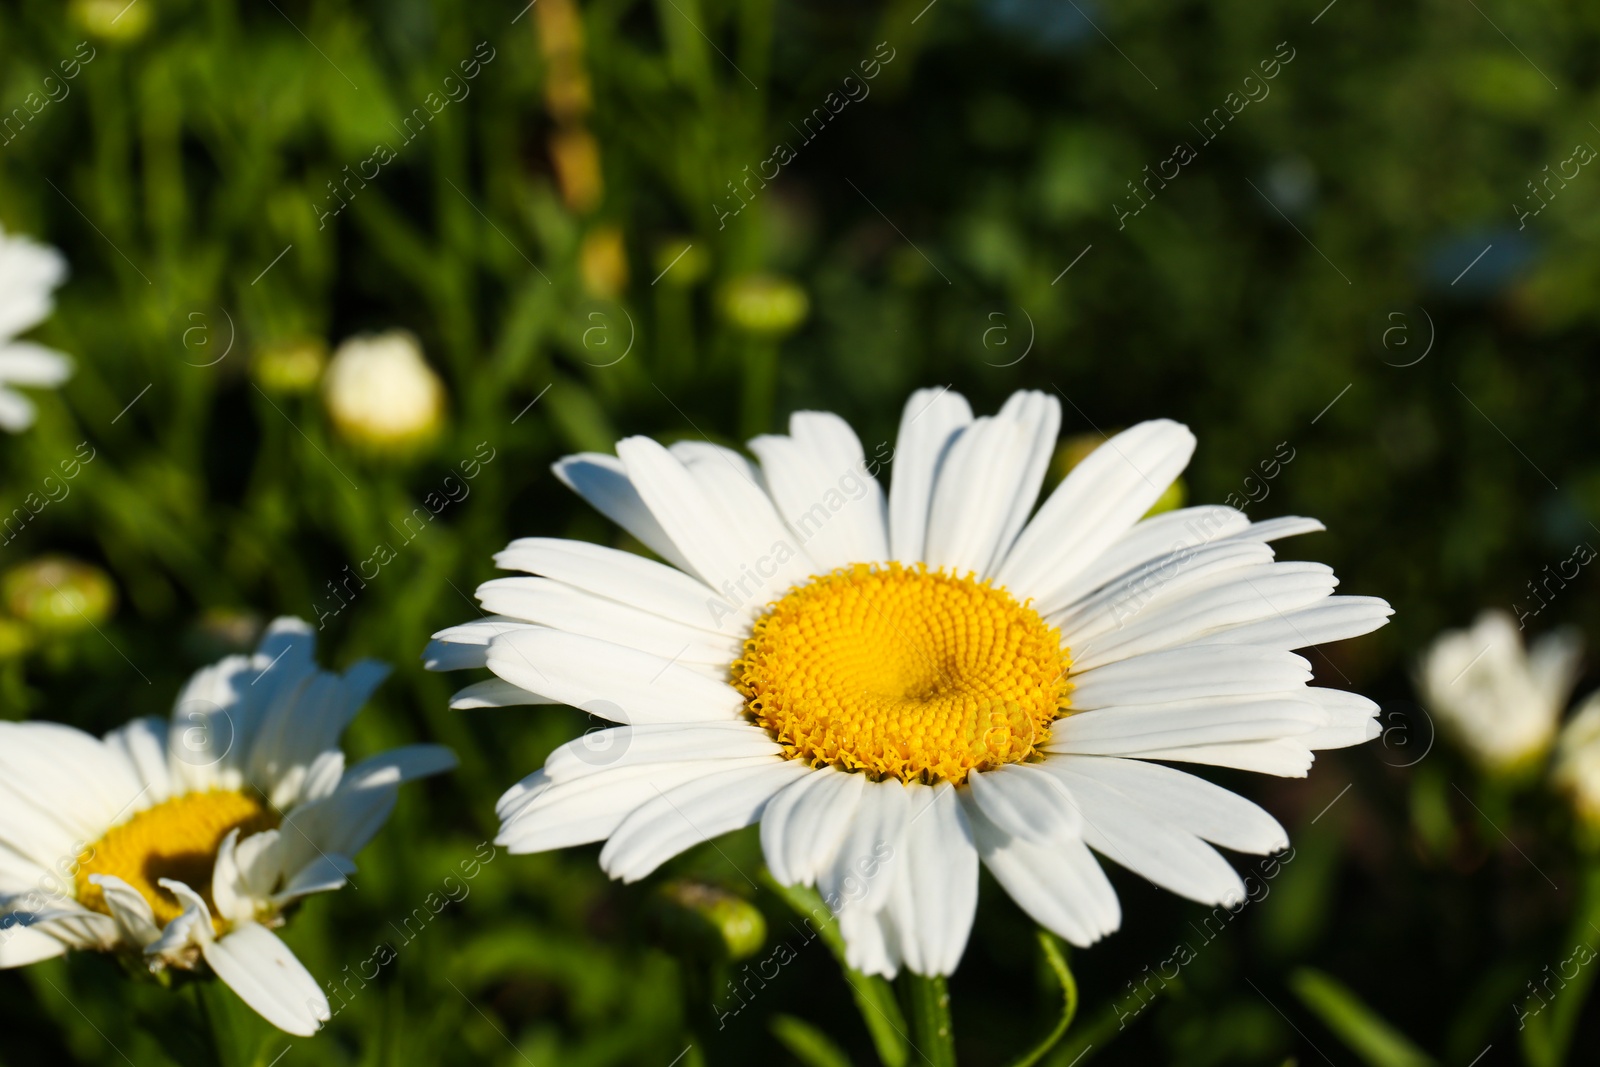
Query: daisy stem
902 973 957 1066
1005 931 1078 1067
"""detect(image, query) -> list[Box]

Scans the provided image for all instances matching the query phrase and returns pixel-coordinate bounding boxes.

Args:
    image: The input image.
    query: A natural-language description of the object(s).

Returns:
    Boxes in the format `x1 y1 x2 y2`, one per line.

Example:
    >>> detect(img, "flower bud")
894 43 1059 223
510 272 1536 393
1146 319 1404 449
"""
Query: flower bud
322 330 445 452
651 880 766 961
652 239 709 288
2 556 116 634
71 0 152 41
251 338 326 396
720 274 808 337
579 225 629 299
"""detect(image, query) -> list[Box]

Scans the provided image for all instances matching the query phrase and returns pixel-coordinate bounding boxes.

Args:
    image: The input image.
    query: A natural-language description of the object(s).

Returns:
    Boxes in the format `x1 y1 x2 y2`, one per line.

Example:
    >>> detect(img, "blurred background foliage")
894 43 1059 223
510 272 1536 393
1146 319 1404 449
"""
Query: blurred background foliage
1 0 1598 1063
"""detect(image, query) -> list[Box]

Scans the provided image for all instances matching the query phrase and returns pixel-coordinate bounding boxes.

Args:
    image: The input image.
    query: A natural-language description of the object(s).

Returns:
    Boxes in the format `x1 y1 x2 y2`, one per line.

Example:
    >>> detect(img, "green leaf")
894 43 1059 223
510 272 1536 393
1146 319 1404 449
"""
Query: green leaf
1289 968 1434 1067
771 1013 855 1067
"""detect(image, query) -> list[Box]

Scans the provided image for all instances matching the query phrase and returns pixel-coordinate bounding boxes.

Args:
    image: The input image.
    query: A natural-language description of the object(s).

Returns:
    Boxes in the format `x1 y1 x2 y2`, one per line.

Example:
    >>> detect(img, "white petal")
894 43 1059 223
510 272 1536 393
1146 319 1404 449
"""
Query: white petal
998 419 1195 601
1070 562 1340 670
760 766 865 886
485 629 744 724
0 389 37 432
1046 696 1323 753
475 577 741 663
103 717 173 806
1190 595 1393 650
1054 770 1248 906
544 722 780 783
966 764 1081 843
0 922 72 966
0 341 73 385
1219 516 1326 543
494 537 735 634
600 760 810 881
964 796 1120 948
887 387 973 563
271 854 357 907
1043 756 1288 853
1037 505 1251 616
87 875 161 946
1119 738 1315 777
1067 646 1313 710
449 678 558 709
424 617 537 671
341 744 457 790
1296 689 1382 749
747 420 888 571
668 439 821 608
887 782 977 976
616 435 765 592
819 779 909 917
203 923 329 1037
1052 540 1277 645
498 756 776 853
552 452 696 574
923 391 1059 578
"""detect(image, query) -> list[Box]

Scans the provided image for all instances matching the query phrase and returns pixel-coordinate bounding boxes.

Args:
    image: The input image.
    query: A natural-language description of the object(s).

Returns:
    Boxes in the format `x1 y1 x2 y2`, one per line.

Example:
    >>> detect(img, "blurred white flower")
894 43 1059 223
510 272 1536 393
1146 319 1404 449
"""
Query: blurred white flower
1554 693 1600 828
0 226 74 433
323 330 444 450
1418 610 1582 775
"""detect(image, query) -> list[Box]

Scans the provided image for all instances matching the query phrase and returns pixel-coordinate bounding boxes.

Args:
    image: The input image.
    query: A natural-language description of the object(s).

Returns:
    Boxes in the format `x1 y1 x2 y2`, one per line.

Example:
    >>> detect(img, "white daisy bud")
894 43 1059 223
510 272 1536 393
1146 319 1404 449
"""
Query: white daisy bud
1417 610 1582 776
322 330 445 452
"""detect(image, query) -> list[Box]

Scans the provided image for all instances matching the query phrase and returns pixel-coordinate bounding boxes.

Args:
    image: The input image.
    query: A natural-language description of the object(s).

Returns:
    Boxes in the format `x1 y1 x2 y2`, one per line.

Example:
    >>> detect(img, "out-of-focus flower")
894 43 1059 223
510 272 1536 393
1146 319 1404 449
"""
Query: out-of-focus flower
553 130 604 216
579 226 628 299
322 330 445 451
0 619 456 1034
1 556 116 634
0 226 73 433
1554 693 1600 830
1417 610 1582 775
70 0 152 42
428 388 1390 977
652 239 709 288
251 338 326 396
720 274 809 337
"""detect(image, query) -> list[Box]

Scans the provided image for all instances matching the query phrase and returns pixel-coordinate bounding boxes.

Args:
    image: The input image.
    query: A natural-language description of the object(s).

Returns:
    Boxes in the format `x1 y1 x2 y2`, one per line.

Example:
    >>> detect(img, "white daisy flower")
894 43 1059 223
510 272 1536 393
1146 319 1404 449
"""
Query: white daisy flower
0 618 456 1035
0 225 74 432
428 388 1391 977
1417 610 1582 775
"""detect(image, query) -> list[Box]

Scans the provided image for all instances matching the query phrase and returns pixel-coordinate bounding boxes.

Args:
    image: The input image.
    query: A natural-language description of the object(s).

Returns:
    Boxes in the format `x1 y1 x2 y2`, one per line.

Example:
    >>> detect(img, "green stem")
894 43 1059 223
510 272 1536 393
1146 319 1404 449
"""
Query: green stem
193 981 229 1067
903 972 957 1067
1007 931 1078 1067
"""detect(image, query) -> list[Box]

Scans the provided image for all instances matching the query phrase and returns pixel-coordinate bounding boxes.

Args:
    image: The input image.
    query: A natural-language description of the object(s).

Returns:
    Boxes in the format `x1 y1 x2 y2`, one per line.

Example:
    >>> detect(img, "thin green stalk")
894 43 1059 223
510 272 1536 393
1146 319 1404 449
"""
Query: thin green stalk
903 972 956 1067
1007 931 1078 1067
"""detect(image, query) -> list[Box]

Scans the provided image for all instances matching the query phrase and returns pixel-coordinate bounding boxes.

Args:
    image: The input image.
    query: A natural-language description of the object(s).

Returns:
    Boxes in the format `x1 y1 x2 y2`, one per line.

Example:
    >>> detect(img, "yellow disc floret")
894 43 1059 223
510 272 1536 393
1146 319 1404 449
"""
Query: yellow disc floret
76 790 279 930
733 563 1071 784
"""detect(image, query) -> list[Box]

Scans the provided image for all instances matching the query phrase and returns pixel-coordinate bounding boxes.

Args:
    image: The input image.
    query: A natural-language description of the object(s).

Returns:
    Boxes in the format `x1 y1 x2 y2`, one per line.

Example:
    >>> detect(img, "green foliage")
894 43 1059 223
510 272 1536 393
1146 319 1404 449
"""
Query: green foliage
1 0 1599 1063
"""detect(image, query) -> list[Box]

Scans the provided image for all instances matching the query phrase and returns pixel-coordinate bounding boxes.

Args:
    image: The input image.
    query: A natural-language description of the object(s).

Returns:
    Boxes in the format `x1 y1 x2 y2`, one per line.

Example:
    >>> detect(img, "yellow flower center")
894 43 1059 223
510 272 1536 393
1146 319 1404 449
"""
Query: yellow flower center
76 790 278 931
733 563 1071 784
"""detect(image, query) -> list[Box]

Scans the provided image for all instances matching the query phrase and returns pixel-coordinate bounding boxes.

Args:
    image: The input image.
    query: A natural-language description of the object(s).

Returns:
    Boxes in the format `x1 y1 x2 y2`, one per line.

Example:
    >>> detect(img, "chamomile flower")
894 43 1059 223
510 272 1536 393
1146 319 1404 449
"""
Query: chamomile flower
428 388 1390 976
0 618 455 1035
0 225 74 432
1417 610 1582 776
